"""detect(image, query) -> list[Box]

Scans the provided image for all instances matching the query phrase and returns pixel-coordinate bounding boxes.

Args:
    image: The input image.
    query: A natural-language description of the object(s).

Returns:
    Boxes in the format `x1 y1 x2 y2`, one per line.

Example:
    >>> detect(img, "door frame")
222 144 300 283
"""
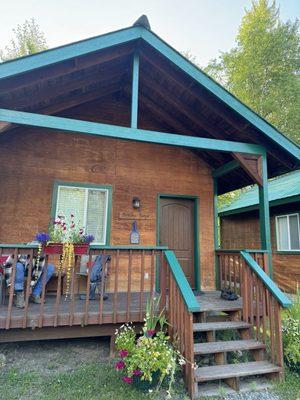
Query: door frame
156 194 201 291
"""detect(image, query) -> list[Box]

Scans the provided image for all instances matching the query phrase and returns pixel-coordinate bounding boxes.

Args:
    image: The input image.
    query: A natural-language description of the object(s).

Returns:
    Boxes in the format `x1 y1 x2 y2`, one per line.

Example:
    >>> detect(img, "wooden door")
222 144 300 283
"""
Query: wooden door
159 197 195 288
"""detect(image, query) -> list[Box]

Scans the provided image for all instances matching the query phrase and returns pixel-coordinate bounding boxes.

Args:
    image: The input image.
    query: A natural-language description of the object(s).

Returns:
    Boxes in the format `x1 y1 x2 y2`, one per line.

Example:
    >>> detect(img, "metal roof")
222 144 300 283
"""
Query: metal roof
219 170 300 216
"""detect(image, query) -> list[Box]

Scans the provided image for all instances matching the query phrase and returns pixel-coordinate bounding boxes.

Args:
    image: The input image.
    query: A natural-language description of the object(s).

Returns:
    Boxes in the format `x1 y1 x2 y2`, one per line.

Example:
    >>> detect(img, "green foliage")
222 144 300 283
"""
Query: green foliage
0 18 48 61
274 366 300 400
205 0 300 145
282 290 300 370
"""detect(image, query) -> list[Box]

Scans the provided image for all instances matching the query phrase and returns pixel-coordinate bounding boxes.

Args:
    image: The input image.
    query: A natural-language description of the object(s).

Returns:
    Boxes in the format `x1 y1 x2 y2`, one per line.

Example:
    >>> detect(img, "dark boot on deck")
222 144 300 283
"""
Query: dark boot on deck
14 291 25 308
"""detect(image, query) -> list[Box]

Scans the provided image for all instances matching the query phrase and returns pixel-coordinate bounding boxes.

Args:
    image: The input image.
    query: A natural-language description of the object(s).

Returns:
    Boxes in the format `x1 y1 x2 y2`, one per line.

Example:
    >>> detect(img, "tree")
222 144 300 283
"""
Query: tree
205 0 300 145
0 18 48 61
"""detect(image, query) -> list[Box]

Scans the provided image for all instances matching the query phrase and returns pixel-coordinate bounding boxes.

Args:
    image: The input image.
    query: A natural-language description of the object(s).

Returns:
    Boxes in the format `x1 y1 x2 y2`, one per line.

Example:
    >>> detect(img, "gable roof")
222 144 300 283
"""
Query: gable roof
0 17 299 195
219 170 300 216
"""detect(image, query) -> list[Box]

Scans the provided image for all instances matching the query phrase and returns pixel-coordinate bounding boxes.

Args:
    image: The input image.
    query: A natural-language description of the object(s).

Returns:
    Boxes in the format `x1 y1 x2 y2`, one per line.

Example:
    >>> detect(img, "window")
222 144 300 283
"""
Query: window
54 183 111 245
276 213 300 251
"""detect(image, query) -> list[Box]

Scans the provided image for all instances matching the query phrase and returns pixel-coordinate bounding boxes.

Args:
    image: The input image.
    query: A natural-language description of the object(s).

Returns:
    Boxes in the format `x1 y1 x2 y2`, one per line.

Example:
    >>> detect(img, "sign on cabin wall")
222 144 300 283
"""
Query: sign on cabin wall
119 212 151 220
130 221 140 244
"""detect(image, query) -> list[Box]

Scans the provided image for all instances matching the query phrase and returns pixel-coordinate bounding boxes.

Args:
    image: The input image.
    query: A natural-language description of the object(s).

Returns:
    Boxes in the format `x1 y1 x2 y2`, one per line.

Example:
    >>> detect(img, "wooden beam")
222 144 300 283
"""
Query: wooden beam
0 121 11 133
0 44 133 95
258 155 272 276
233 153 263 186
0 108 266 154
212 160 240 178
141 49 298 169
131 52 140 128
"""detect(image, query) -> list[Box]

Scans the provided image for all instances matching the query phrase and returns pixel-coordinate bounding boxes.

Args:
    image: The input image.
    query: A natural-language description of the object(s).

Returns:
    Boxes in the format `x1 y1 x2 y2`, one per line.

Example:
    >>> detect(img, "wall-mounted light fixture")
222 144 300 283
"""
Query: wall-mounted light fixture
132 197 141 209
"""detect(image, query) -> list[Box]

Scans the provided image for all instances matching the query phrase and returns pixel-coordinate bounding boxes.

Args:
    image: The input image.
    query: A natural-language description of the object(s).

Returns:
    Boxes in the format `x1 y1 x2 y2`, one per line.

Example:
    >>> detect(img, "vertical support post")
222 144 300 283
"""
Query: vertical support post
213 178 220 289
130 51 139 129
258 154 272 277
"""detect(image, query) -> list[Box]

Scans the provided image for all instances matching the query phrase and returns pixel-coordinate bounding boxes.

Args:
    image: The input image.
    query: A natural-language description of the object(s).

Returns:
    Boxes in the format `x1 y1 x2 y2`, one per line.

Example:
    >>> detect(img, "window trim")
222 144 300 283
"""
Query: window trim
51 181 112 245
275 212 300 252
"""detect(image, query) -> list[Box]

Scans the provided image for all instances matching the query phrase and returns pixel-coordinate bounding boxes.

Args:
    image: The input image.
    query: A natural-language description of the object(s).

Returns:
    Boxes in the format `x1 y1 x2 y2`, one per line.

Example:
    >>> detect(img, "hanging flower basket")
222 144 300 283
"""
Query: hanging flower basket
43 243 89 255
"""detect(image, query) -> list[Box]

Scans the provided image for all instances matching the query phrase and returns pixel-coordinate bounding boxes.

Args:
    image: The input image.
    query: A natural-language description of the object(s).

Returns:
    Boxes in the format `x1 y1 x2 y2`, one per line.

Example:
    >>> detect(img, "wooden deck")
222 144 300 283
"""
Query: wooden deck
196 291 243 312
0 292 151 330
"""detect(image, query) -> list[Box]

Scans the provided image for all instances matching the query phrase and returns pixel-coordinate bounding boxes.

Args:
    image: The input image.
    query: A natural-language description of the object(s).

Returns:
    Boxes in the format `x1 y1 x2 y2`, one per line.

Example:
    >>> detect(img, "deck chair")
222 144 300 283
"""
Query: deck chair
79 254 111 300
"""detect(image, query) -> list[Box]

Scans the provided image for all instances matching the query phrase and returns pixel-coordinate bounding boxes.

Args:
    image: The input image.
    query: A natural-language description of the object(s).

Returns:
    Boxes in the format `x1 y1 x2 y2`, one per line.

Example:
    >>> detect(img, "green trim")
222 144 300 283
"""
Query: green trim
212 160 240 178
51 180 113 245
0 108 266 155
164 250 200 312
141 29 300 161
240 251 292 308
219 193 300 217
259 155 272 276
0 244 39 249
131 51 140 128
0 24 298 161
213 178 220 289
156 194 200 291
0 26 142 80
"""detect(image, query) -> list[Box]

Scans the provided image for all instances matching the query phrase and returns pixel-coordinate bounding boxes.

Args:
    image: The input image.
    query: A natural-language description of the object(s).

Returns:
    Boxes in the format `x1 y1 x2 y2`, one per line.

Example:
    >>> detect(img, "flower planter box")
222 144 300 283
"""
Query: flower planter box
43 243 89 255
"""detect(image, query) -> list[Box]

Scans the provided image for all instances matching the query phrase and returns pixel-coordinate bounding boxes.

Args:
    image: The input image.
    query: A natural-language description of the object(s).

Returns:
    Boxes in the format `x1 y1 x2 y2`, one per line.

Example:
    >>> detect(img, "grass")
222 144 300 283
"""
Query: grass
0 361 187 400
274 367 300 400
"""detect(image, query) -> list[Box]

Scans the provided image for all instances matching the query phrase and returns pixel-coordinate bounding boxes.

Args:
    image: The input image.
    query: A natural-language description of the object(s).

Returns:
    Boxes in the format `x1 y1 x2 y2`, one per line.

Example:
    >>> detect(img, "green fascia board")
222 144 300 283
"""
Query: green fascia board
240 251 292 308
141 29 300 161
130 52 140 128
164 250 200 312
0 26 142 80
0 108 265 155
212 160 240 178
0 25 299 161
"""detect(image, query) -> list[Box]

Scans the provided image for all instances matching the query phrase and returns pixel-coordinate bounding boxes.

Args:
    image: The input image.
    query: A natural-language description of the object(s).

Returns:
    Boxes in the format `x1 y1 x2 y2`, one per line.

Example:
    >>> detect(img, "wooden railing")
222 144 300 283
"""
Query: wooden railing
0 244 167 330
216 249 292 369
162 250 200 399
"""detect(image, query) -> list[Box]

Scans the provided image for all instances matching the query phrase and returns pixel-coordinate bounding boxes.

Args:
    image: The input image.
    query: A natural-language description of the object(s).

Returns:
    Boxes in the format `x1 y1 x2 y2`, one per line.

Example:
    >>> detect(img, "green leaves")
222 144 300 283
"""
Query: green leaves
205 0 300 145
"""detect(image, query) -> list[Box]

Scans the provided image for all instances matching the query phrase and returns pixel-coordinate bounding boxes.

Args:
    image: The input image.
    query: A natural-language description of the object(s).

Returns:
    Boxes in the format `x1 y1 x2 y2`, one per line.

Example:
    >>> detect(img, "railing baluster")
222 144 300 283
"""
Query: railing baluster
69 254 78 326
38 254 48 328
84 251 92 326
98 250 106 325
126 250 132 321
113 250 119 324
150 250 155 304
6 248 18 330
23 250 33 329
139 250 145 320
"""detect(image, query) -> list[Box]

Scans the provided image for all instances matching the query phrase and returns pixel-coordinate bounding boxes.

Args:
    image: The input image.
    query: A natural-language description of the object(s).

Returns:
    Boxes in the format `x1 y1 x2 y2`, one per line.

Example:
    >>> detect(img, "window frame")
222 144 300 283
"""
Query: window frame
51 181 112 245
275 212 300 252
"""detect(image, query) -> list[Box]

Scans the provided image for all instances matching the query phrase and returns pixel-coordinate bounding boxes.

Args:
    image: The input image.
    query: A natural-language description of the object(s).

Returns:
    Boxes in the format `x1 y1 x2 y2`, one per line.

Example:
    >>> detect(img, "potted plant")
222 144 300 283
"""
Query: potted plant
114 297 196 397
35 213 94 296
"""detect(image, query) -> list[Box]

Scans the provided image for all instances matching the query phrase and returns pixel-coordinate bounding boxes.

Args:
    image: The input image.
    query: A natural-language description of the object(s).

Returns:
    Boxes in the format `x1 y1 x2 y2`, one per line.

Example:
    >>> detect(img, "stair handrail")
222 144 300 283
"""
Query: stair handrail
164 250 200 312
240 251 292 308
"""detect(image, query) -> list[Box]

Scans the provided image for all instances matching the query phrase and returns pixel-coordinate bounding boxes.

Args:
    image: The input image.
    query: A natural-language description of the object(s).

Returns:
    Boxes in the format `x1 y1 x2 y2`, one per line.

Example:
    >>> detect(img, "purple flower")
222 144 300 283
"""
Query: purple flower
115 361 125 370
122 376 133 383
146 329 156 337
119 349 128 358
133 369 142 376
35 232 50 244
83 234 94 244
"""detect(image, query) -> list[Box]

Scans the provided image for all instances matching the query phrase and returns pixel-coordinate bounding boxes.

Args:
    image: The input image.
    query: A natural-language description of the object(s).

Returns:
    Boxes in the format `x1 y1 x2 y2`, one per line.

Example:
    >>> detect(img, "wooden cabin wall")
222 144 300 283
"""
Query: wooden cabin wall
0 97 215 291
220 204 300 292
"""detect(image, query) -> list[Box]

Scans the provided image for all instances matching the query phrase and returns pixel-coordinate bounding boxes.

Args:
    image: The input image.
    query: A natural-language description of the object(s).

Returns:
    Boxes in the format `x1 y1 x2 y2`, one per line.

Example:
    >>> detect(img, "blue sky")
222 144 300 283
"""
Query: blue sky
1 0 299 66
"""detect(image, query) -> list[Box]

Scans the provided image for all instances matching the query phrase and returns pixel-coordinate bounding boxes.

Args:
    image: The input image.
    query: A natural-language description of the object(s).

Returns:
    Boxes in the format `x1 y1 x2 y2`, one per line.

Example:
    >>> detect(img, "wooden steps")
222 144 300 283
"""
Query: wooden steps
193 321 251 332
191 291 282 398
194 361 281 382
194 339 265 355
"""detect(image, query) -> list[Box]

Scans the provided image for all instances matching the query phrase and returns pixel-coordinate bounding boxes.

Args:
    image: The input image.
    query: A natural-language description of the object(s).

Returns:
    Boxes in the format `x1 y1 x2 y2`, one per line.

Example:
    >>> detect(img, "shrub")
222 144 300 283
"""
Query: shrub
282 289 300 372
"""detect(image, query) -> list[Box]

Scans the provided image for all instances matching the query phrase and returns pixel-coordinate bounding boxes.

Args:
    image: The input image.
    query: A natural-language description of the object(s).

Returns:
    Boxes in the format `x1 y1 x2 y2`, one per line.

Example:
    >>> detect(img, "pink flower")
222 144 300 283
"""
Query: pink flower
122 376 133 383
70 214 74 218
115 361 125 370
119 349 128 358
63 227 67 231
71 223 75 228
146 329 156 337
133 369 142 376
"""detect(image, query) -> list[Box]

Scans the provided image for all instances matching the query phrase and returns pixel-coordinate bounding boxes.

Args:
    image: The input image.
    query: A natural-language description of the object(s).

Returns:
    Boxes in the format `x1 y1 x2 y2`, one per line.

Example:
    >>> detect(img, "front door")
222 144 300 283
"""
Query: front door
159 197 195 288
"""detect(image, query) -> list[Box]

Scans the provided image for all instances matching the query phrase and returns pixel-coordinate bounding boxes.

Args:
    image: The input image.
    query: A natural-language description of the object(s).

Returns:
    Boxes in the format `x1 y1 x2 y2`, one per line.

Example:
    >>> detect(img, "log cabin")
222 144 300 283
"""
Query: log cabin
219 170 300 293
0 15 299 398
